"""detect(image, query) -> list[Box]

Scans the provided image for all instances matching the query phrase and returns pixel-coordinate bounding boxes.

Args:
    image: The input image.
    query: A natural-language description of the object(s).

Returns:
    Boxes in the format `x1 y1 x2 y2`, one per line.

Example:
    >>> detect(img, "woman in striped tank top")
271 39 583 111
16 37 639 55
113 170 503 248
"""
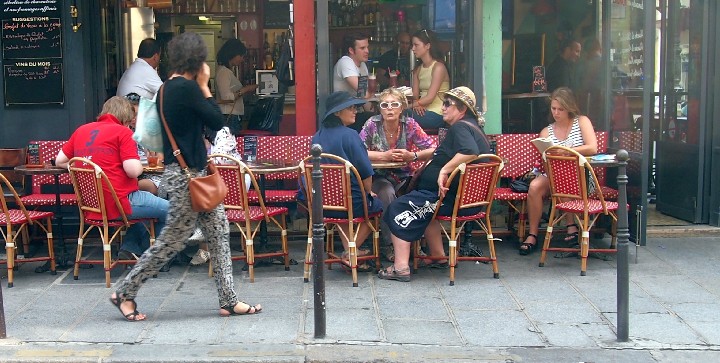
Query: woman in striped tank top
519 87 598 255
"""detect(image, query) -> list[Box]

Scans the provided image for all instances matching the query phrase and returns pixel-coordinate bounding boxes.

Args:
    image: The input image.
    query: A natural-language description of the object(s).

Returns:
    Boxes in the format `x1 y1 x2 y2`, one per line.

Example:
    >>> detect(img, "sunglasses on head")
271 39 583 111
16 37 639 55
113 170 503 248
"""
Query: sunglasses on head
379 101 402 110
124 93 141 103
442 99 458 108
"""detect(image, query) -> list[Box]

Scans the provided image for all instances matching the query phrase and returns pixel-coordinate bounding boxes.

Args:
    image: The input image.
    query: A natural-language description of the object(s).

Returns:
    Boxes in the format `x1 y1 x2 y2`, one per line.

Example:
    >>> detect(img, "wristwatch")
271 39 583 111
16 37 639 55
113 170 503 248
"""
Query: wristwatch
413 152 418 161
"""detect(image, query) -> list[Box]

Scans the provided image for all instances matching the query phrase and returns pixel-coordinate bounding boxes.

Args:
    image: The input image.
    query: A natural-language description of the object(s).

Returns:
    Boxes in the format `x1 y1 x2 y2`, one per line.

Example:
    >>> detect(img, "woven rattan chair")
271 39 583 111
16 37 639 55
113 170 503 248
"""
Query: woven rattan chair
538 146 620 275
299 153 381 287
67 157 156 288
0 173 56 287
412 154 504 285
210 153 290 283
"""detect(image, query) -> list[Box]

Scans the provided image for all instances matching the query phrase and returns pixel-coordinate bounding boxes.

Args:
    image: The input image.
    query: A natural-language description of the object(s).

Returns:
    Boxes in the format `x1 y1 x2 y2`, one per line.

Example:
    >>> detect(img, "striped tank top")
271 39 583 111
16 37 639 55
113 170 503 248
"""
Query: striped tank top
548 117 584 147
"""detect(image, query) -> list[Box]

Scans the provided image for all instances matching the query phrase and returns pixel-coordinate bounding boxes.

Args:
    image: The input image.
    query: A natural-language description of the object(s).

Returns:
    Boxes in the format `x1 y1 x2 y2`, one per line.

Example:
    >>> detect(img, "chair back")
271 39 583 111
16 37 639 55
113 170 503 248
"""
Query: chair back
67 157 128 225
29 141 70 193
210 153 268 215
494 133 541 178
443 154 504 216
299 153 369 221
543 146 608 212
0 172 32 225
257 136 310 180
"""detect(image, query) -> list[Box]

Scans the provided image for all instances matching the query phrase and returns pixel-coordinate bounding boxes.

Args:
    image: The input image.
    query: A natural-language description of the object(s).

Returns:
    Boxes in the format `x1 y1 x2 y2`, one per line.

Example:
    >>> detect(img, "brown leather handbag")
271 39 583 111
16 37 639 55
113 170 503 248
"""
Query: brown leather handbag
159 85 227 212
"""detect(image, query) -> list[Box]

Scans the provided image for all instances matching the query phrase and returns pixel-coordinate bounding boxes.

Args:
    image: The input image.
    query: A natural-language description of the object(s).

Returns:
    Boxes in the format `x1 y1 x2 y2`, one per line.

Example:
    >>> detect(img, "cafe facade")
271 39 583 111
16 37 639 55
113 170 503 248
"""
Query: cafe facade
1 0 720 243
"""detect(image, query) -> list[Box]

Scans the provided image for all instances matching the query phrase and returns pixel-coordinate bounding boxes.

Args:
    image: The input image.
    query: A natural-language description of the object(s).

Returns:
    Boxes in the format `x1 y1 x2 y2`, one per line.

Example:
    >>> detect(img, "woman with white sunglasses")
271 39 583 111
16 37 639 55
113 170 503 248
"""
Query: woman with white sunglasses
359 87 436 262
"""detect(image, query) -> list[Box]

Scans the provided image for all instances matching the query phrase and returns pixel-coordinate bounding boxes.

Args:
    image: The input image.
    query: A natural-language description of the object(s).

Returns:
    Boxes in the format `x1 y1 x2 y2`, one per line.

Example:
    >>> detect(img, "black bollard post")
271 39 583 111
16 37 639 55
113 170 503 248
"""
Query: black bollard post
615 149 630 342
0 278 6 338
310 144 326 339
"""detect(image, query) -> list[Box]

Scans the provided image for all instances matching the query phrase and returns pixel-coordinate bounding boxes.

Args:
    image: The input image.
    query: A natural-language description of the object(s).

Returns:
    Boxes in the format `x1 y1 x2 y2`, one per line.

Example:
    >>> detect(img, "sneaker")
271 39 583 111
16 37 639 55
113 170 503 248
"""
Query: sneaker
188 228 204 243
190 249 210 266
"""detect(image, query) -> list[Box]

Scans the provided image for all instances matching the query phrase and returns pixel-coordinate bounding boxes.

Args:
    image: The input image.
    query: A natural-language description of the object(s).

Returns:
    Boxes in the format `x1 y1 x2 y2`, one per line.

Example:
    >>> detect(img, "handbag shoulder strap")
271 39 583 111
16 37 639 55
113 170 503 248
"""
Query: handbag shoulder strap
459 119 492 153
158 83 190 172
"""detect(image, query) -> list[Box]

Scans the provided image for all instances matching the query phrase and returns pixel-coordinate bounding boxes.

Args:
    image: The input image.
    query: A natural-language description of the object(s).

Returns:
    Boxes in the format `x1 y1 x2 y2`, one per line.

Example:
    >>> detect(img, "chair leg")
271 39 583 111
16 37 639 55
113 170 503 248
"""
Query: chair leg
372 219 380 272
538 227 554 268
281 216 290 271
74 234 84 280
448 237 457 286
303 235 313 282
103 229 112 288
6 239 15 287
348 240 358 287
45 217 56 275
246 237 255 283
487 232 499 279
580 230 590 276
518 201 527 241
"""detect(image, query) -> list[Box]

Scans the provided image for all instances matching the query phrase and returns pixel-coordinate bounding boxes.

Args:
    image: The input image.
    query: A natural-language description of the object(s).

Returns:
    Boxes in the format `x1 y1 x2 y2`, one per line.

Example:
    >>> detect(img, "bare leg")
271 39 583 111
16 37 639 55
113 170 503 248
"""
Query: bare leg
424 220 446 260
525 175 550 241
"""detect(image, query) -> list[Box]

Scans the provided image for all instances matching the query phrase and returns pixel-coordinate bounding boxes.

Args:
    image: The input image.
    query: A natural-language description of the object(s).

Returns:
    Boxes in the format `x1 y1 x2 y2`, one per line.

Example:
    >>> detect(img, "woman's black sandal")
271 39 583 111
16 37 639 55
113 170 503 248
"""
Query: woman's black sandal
564 223 580 245
110 293 145 322
518 234 538 255
220 302 263 316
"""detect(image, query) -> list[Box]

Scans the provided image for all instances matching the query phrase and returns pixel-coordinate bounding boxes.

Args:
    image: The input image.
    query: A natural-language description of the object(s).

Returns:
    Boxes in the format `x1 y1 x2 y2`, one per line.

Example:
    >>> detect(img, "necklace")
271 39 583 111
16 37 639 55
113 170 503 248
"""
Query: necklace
384 123 400 139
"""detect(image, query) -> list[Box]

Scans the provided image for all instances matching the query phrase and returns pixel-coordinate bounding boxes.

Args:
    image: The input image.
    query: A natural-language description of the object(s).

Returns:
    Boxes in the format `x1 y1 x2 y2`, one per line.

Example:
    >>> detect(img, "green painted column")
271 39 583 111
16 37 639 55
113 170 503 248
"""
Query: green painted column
483 0 502 135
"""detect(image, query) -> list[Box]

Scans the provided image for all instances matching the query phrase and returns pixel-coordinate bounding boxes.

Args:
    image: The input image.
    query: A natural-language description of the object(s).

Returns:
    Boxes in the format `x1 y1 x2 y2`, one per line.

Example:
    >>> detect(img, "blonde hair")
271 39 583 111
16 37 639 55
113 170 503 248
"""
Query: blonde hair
100 96 136 125
377 87 408 110
549 87 581 120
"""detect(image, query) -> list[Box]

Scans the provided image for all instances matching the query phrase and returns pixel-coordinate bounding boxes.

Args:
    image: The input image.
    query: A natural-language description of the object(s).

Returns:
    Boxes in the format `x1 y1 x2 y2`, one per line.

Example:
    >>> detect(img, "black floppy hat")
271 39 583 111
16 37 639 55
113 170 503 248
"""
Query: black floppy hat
323 91 366 120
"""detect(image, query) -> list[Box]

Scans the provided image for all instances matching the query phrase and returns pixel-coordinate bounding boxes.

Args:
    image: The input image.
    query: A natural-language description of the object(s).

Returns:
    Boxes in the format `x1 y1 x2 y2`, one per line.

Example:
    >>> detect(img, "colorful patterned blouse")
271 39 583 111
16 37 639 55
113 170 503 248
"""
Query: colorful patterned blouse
359 115 436 180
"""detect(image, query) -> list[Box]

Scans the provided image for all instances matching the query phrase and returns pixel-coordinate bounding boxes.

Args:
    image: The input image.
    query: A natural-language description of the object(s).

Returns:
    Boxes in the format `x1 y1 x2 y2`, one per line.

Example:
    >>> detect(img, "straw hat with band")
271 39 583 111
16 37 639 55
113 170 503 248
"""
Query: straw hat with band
438 86 479 118
323 91 367 121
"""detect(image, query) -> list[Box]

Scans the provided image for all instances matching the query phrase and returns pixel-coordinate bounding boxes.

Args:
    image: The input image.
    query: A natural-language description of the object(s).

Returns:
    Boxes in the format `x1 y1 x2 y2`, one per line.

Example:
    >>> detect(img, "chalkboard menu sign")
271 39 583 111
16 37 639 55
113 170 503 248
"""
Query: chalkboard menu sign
1 0 64 106
264 0 290 29
512 34 545 92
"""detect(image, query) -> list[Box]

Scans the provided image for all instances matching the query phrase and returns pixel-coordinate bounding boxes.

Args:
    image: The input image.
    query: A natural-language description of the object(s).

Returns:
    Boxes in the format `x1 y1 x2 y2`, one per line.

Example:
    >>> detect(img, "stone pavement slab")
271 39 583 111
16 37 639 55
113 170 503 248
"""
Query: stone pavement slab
0 236 719 362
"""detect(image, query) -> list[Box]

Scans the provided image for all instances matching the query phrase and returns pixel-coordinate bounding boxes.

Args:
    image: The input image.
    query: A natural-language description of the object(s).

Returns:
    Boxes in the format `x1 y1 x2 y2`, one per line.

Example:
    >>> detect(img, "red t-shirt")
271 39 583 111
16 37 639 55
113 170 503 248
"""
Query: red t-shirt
62 114 139 220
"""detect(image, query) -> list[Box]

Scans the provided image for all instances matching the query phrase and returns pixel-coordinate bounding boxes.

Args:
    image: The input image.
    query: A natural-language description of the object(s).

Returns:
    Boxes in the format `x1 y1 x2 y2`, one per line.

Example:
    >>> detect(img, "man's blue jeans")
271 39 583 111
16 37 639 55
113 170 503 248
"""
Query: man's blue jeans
122 190 169 255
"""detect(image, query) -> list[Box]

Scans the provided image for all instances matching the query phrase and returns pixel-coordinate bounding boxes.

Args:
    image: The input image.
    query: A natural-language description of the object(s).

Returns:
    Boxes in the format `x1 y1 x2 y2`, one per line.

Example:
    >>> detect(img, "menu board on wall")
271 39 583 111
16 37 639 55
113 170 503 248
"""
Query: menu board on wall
610 0 644 89
1 0 64 106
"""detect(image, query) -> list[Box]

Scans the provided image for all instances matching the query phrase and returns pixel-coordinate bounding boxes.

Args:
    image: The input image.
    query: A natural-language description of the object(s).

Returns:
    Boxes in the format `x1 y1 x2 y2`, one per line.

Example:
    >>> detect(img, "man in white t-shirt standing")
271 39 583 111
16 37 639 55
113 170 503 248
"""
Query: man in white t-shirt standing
333 32 374 132
117 38 163 100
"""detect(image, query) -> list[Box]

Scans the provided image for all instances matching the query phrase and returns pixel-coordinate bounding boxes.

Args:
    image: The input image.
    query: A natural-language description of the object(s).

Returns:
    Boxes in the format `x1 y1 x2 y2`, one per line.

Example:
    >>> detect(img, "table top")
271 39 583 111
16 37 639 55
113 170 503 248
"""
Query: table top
142 166 165 174
371 161 408 169
588 155 621 168
14 165 67 175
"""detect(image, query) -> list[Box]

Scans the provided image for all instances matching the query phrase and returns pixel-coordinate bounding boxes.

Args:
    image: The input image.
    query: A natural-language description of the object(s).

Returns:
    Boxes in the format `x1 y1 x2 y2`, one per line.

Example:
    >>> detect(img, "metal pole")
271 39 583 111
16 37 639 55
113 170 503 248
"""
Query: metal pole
0 277 7 338
616 149 630 342
310 144 326 339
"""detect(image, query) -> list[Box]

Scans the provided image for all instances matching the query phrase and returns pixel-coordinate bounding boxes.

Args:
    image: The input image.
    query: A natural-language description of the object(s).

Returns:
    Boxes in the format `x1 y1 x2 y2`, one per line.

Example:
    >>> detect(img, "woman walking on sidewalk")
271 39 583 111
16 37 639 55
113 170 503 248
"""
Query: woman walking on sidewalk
110 32 261 321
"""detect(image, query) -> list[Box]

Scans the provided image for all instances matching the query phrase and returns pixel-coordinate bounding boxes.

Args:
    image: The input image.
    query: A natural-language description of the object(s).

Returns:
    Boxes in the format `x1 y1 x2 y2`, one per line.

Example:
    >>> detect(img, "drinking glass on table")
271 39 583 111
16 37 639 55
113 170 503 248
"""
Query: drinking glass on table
147 152 159 168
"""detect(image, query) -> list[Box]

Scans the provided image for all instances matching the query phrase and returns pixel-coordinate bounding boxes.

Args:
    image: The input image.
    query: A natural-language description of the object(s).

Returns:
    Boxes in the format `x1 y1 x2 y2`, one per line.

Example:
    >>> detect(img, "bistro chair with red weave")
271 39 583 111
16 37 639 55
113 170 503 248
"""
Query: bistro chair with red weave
412 154 504 285
67 157 156 288
247 136 310 205
299 153 381 287
20 141 77 208
0 173 56 287
538 146 620 276
210 153 290 283
493 133 542 241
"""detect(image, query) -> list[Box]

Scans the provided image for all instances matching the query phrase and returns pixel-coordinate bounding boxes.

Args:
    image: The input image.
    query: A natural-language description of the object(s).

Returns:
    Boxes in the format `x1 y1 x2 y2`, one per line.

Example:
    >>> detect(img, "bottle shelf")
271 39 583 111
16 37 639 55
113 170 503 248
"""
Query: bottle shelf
329 26 376 30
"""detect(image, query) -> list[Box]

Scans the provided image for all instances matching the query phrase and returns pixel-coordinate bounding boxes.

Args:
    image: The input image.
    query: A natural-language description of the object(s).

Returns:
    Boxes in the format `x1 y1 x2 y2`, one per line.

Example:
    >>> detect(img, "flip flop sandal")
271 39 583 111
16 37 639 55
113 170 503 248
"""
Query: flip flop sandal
220 301 263 316
110 294 145 322
377 265 411 282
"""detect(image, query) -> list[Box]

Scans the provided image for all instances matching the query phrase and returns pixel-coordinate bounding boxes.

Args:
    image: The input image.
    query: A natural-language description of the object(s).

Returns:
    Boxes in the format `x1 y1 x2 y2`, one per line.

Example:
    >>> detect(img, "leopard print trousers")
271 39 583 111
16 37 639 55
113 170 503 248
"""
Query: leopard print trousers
115 164 239 308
